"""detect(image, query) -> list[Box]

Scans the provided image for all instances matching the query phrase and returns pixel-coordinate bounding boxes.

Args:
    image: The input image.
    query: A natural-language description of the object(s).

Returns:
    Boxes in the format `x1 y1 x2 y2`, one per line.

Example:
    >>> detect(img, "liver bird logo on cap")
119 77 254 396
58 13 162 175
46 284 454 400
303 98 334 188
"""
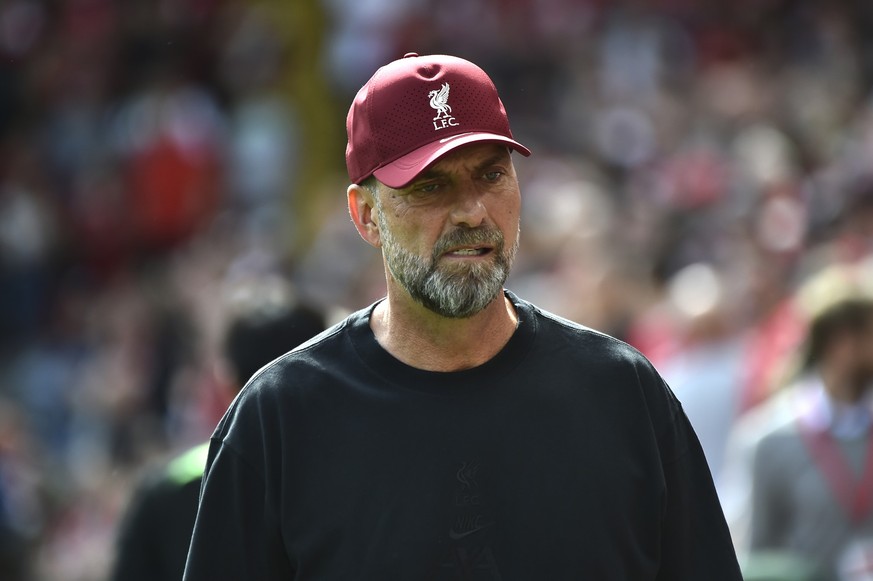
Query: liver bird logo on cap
429 83 458 130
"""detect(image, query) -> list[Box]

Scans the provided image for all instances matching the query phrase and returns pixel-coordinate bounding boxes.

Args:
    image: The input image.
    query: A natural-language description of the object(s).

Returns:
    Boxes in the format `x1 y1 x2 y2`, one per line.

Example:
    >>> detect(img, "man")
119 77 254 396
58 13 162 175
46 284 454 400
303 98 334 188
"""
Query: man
745 265 873 581
110 278 325 581
183 53 741 580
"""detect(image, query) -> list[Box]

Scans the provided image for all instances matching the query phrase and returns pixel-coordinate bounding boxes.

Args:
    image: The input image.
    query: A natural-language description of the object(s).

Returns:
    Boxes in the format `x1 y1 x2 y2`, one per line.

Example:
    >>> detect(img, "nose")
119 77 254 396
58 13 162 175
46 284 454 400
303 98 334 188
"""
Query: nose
448 189 487 228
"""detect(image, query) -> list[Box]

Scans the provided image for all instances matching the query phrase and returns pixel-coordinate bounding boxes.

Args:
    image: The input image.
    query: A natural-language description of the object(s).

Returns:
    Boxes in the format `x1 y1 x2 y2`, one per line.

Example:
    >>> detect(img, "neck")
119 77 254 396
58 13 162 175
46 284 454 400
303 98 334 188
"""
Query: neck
370 289 518 372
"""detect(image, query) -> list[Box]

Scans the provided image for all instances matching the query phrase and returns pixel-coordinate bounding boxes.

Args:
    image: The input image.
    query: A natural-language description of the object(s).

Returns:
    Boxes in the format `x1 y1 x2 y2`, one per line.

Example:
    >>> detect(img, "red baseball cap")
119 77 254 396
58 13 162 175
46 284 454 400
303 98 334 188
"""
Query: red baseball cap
346 53 531 189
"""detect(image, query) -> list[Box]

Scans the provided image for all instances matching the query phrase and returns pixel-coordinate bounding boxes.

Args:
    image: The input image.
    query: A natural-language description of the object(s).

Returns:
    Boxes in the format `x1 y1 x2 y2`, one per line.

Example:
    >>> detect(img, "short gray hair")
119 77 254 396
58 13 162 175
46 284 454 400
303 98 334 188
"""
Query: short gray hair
358 176 381 196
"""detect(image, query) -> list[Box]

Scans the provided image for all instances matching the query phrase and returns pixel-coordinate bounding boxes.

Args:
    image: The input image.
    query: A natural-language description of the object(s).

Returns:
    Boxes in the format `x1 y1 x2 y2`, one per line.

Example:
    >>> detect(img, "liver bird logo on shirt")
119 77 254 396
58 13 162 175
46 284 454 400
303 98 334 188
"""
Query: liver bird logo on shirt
429 83 452 120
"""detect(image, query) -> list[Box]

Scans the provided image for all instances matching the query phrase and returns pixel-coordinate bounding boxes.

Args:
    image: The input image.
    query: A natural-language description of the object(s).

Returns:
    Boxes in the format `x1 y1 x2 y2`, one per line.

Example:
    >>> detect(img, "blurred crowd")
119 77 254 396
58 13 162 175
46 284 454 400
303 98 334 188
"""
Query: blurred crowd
3 0 873 579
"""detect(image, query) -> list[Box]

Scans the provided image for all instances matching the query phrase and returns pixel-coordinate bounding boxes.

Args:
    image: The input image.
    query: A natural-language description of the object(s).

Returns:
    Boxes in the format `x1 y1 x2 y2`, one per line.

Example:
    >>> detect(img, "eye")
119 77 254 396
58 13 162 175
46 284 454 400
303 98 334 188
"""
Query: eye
483 170 504 182
408 180 444 198
416 182 442 193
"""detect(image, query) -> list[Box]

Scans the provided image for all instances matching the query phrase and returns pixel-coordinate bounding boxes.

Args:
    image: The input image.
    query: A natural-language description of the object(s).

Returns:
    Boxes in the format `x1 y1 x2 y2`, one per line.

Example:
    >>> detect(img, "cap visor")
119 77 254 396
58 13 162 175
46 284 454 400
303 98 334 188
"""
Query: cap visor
372 132 531 189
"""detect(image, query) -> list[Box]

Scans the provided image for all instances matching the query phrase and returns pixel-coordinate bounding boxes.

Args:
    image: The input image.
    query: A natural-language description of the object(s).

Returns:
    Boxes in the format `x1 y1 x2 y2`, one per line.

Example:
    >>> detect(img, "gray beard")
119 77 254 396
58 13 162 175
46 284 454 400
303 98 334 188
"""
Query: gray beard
375 205 517 319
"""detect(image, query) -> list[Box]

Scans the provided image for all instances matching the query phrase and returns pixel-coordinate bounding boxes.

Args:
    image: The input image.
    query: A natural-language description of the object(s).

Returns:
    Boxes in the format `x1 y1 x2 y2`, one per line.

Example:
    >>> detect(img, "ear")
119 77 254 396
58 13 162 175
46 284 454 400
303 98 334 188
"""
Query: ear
348 183 382 248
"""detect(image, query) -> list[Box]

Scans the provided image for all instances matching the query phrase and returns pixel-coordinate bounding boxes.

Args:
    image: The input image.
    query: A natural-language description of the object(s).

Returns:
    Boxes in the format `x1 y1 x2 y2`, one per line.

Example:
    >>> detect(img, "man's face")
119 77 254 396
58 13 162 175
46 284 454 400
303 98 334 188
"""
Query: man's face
371 143 521 318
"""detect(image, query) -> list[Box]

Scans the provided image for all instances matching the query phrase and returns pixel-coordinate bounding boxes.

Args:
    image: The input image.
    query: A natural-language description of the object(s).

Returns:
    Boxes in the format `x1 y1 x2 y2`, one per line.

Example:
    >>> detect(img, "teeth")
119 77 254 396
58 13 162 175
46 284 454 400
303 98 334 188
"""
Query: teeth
452 248 482 256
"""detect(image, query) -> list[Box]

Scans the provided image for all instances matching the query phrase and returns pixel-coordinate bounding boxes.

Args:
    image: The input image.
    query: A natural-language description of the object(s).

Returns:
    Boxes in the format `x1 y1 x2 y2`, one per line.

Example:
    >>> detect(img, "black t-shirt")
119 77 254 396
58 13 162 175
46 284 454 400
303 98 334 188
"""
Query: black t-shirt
184 292 742 580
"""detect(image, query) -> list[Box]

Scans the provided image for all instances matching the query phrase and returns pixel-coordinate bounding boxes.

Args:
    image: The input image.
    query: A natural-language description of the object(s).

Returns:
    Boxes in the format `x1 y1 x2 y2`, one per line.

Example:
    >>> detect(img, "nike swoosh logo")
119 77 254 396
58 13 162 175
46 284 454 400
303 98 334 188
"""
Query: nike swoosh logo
448 522 493 540
439 135 466 144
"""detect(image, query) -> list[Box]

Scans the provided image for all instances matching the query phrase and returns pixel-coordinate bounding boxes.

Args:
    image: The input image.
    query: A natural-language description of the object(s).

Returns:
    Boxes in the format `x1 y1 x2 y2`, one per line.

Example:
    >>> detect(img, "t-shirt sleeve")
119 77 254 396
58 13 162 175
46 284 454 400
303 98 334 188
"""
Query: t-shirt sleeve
657 410 744 580
634 359 743 580
182 430 294 579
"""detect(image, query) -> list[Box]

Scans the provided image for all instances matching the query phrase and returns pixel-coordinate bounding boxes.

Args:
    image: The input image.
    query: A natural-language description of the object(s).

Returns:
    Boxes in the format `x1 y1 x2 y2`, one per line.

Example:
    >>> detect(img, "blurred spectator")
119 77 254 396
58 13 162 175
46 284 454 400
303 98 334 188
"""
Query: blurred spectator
728 264 873 580
656 262 747 494
0 138 62 353
110 276 326 581
218 3 304 252
0 397 45 581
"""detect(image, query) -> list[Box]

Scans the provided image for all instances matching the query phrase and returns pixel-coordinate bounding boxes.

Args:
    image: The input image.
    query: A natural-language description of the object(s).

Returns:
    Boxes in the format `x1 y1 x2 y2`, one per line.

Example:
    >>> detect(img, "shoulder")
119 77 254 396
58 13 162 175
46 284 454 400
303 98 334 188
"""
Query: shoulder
746 392 807 475
248 316 351 385
120 445 206 525
211 310 364 437
749 422 806 491
755 417 803 457
732 383 807 454
236 303 373 399
514 294 674 406
165 442 210 486
519 295 649 365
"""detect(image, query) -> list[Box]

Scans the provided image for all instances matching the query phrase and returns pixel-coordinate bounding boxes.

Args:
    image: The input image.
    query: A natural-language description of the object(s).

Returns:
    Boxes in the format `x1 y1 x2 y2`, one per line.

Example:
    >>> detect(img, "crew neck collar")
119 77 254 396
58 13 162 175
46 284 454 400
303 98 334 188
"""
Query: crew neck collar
348 290 536 394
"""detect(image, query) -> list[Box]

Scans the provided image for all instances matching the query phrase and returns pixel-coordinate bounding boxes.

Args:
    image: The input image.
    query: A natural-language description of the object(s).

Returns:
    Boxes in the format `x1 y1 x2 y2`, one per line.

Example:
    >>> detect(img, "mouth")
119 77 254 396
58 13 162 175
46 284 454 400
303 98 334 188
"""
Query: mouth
434 227 503 262
442 246 494 258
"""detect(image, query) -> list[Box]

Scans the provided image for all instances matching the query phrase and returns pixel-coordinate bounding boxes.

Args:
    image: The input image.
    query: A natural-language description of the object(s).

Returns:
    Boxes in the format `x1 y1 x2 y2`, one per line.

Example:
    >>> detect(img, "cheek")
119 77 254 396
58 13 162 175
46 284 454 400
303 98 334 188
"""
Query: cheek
500 198 522 233
502 188 522 217
382 218 432 256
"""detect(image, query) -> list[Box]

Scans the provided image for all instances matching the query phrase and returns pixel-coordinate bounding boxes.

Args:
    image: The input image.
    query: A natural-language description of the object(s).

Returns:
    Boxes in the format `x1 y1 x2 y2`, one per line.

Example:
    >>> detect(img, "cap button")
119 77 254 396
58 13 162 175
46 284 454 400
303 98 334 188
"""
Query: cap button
403 52 419 58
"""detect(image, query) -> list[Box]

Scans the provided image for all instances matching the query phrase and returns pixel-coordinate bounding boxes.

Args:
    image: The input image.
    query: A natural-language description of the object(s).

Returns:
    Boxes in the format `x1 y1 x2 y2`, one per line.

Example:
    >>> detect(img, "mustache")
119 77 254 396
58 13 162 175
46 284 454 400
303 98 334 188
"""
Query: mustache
432 227 504 259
